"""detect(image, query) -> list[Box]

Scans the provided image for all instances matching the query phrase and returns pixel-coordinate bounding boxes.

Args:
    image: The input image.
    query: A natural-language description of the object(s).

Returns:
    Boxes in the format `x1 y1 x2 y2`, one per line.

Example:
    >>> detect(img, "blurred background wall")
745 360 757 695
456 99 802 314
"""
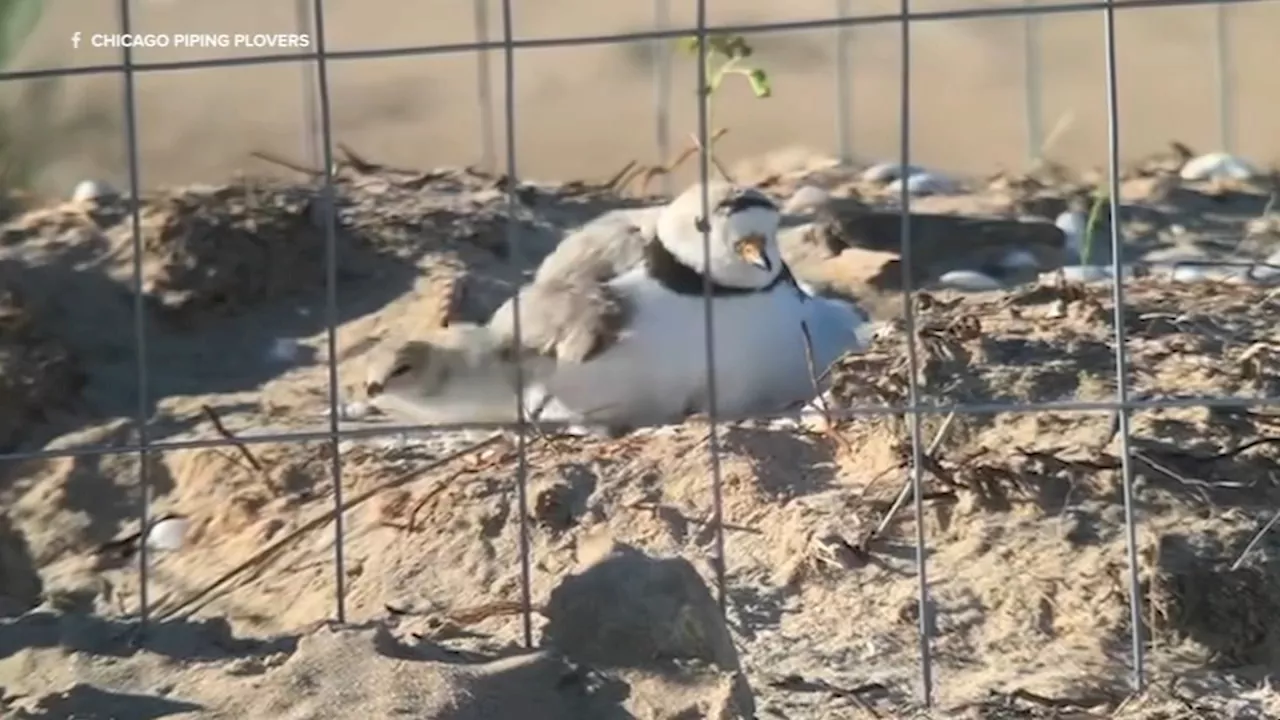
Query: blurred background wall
11 0 1278 193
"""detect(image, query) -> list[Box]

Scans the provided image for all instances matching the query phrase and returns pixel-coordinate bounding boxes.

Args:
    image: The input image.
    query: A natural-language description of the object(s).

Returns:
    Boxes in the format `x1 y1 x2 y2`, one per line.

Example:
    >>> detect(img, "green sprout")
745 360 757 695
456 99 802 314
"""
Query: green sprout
607 33 772 195
678 34 772 99
677 33 772 179
1081 185 1109 267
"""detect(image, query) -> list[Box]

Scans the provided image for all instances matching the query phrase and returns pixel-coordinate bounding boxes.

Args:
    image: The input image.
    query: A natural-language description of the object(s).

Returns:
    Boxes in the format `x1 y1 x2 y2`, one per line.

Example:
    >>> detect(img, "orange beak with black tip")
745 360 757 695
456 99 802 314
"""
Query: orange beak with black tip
734 234 772 272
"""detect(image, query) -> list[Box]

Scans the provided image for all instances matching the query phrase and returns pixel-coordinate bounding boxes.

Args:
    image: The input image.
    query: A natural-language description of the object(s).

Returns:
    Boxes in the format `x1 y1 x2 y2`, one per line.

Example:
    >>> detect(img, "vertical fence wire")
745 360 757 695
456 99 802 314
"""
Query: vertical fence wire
117 0 152 627
1101 0 1147 693
309 0 349 624
294 0 323 170
653 0 672 195
691 0 730 618
835 0 854 165
1023 0 1044 164
475 0 497 172
498 0 535 649
896 0 935 708
1213 2 1234 153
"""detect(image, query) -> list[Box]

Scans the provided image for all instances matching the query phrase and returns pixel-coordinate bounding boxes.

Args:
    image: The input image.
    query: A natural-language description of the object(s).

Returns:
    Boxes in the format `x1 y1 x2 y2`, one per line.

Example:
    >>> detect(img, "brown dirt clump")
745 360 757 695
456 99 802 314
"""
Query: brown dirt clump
0 270 84 453
0 512 42 616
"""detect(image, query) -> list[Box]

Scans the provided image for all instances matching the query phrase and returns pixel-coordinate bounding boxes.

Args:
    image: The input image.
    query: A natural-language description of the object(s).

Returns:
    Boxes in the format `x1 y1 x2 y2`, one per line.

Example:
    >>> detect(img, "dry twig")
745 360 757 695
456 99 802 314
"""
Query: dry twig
201 405 265 474
863 411 958 546
1231 506 1280 571
336 142 381 174
248 149 323 177
799 320 854 457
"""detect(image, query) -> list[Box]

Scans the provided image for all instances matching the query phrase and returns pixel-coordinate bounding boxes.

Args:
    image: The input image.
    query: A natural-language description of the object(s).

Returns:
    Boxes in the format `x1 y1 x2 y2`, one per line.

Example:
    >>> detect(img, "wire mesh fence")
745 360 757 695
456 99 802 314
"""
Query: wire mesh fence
1 0 1277 712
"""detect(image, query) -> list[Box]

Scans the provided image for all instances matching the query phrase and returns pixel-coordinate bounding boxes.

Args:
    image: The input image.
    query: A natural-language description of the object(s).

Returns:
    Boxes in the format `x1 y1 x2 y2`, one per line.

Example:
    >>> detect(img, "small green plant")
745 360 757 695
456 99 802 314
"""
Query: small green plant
677 33 771 180
679 34 772 101
609 33 771 195
1081 185 1109 266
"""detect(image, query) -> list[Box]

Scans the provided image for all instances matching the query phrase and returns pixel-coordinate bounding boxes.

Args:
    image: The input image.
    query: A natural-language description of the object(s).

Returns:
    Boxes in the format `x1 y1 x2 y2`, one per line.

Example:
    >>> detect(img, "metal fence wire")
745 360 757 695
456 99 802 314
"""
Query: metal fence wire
2 0 1275 710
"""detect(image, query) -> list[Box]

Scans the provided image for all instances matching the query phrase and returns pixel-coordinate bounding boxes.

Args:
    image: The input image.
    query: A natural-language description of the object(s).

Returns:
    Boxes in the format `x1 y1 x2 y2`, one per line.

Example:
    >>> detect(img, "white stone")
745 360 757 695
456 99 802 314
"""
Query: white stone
1179 152 1260 182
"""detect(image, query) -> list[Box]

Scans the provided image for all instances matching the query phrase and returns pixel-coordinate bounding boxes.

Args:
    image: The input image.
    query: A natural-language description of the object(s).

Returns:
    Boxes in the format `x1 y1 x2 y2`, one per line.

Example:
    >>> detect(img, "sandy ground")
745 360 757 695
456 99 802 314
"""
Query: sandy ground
8 0 1280 195
1 142 1280 717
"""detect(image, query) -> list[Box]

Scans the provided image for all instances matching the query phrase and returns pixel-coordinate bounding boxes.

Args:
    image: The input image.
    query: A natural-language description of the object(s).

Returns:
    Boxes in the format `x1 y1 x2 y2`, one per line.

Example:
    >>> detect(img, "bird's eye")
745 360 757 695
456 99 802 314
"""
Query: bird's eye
389 364 412 379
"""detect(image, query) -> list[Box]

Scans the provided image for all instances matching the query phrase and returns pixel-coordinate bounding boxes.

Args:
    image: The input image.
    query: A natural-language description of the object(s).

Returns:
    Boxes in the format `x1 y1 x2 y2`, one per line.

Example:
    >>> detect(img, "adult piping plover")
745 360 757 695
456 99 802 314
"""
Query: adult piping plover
365 181 873 433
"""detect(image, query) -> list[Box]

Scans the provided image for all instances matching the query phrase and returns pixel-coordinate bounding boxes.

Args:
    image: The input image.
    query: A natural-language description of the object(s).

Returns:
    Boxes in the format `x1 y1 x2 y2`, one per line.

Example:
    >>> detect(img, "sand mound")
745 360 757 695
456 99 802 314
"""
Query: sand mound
2 543 753 720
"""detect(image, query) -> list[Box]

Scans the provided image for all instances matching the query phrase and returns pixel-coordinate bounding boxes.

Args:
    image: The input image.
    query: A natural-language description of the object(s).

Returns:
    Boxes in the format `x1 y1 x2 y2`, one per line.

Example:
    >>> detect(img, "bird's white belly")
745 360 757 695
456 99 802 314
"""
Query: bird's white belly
543 275 812 426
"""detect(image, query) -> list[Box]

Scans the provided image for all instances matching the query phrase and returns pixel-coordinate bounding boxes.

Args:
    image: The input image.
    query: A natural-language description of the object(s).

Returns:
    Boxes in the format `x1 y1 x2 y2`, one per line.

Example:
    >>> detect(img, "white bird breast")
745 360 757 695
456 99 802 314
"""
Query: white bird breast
541 268 818 424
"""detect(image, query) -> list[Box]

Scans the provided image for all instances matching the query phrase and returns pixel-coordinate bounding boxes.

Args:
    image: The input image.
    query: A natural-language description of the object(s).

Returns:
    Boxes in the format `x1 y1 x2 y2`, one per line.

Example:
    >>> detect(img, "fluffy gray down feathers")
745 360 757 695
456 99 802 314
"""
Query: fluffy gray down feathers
487 278 633 364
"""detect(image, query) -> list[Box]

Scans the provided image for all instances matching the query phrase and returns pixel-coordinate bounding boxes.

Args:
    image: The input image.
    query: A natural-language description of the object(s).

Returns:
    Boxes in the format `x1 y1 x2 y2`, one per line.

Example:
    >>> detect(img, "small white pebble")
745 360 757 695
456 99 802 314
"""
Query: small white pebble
937 269 1004 292
146 515 189 552
999 249 1041 271
1246 253 1280 285
1057 264 1135 284
860 161 927 184
1171 265 1216 283
267 337 301 363
1054 210 1087 257
886 171 959 197
342 401 372 420
71 179 117 203
781 185 831 215
1179 152 1260 182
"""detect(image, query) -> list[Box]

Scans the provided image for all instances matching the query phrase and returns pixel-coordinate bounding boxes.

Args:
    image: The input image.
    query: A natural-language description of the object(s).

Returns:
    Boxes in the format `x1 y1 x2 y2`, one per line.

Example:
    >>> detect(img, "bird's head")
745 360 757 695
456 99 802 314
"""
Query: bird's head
655 181 784 290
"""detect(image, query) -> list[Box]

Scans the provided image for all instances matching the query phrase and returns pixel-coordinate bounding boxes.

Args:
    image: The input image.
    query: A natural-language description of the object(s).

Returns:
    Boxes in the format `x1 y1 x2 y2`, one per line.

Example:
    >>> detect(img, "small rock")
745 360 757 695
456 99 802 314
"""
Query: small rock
342 401 373 420
70 179 118 203
146 514 189 552
1054 210 1088 258
860 161 927 184
1179 152 1260 182
937 269 1004 292
532 480 578 532
1056 264 1135 284
886 171 959 197
266 337 301 363
1251 250 1280 285
780 185 830 215
999 249 1041 271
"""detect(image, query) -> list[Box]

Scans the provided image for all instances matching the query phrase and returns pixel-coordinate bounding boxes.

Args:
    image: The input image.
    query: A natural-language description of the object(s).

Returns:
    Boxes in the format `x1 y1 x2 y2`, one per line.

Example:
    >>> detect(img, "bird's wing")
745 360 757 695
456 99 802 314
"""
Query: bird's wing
533 207 659 285
487 276 635 365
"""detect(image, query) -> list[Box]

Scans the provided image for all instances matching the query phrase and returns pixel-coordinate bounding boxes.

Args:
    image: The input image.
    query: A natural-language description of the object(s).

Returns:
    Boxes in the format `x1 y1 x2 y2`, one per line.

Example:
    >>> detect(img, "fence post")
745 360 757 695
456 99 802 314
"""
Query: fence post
474 0 497 172
653 0 673 195
835 0 854 165
1214 2 1234 153
295 0 322 171
1023 0 1043 165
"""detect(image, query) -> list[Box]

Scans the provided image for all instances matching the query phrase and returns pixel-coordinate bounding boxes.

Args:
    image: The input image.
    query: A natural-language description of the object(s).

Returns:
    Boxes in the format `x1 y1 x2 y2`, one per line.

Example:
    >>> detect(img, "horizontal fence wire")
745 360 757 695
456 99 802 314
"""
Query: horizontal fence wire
1 393 1275 464
3 0 1267 709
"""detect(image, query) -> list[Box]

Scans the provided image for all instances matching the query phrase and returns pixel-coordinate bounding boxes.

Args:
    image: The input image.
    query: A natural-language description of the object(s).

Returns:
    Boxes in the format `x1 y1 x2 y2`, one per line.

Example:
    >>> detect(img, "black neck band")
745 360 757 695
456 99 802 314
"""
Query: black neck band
643 237 800 298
